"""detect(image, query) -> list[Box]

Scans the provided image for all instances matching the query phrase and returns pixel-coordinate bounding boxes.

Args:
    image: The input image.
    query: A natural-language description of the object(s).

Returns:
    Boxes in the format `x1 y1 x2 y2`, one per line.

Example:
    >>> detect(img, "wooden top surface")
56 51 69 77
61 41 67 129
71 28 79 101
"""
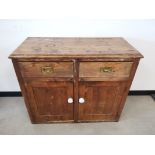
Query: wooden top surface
9 37 143 59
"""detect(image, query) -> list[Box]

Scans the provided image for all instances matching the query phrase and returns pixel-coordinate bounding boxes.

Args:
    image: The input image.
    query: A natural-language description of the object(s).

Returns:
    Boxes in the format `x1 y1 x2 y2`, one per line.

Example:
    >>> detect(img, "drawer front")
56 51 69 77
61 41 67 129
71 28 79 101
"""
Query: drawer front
18 62 73 77
79 62 133 81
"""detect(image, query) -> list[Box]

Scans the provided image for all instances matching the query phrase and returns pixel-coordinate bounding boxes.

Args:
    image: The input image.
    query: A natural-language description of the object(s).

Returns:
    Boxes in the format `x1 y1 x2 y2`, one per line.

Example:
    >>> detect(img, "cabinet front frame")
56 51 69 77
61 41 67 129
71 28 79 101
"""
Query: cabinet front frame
12 58 140 123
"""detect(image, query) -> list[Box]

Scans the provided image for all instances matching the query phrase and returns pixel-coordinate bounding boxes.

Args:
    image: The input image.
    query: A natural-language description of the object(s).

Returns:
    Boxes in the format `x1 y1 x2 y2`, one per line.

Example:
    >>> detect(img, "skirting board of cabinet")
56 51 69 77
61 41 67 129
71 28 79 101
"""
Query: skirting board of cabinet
128 90 155 96
0 91 22 97
0 91 155 97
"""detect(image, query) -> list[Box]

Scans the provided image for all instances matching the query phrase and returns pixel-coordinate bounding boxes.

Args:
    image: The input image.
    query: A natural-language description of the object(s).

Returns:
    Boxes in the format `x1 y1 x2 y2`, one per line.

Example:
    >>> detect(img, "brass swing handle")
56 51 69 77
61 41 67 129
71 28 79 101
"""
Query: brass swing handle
41 66 54 74
100 67 115 73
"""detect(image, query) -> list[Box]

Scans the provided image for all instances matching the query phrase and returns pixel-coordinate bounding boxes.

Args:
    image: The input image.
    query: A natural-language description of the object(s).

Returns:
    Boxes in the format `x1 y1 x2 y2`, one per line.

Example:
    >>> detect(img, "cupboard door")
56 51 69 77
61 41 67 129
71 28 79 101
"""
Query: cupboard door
25 80 74 123
78 81 126 121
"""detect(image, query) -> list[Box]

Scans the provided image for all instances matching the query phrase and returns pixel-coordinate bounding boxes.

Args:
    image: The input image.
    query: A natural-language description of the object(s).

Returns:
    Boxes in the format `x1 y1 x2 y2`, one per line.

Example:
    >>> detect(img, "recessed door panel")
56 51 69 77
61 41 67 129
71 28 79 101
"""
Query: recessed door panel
25 80 74 123
78 81 126 121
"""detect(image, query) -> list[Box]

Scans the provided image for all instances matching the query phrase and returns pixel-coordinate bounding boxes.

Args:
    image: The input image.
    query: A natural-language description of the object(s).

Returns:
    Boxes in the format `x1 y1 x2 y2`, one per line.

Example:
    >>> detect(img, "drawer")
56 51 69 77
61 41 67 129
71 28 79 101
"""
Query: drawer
79 62 133 81
18 62 73 77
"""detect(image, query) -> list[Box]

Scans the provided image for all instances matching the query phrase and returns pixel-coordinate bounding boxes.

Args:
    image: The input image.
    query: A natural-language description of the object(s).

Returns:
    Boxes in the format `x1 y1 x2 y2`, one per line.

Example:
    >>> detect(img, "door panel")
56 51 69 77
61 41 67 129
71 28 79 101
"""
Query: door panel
78 81 126 121
25 80 74 123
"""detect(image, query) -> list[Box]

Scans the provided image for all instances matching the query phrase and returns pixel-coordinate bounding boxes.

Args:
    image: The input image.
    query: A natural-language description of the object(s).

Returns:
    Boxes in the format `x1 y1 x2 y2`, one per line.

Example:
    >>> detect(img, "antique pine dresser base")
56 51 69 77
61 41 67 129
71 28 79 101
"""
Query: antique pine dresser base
9 37 143 123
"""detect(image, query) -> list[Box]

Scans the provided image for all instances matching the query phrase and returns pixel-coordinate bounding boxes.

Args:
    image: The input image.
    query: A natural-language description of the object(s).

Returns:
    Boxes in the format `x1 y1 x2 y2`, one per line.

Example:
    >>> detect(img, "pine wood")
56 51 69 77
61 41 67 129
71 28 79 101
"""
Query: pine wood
18 62 73 77
9 37 143 123
25 80 74 122
73 59 79 122
78 81 126 121
9 37 143 59
79 62 133 81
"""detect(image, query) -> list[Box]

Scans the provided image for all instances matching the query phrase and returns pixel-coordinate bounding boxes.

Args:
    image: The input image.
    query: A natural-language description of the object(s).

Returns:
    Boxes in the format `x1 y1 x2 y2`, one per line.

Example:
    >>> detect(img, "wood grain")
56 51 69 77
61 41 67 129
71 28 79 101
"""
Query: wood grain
73 59 79 122
79 62 133 81
9 37 143 123
115 59 140 121
12 60 36 123
18 61 73 78
25 80 74 123
9 37 143 59
78 81 126 121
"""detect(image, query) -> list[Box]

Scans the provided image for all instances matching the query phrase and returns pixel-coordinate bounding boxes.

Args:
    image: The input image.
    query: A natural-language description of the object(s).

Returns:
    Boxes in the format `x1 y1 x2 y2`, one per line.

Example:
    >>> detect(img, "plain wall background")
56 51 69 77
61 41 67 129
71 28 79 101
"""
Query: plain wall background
0 19 155 91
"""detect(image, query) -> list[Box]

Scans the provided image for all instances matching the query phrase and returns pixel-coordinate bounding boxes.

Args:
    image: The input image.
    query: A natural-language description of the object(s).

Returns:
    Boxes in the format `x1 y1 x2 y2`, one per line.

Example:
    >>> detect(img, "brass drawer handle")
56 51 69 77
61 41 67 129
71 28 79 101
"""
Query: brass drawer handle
100 67 114 73
41 66 53 74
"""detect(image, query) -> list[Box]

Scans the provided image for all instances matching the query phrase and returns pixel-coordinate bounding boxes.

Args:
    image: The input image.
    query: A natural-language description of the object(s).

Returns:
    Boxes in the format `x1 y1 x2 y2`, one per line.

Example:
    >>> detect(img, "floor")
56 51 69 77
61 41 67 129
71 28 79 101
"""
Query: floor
0 96 155 135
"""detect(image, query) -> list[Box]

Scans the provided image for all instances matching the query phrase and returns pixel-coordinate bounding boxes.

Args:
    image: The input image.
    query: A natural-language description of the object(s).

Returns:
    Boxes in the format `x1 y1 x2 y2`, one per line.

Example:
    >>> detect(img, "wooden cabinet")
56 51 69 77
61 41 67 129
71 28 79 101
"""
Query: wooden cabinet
9 37 143 123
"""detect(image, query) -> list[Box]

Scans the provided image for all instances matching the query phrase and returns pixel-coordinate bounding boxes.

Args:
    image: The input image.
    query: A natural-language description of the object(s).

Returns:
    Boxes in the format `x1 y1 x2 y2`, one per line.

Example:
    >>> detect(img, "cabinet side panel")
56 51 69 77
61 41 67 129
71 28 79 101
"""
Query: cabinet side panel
12 59 36 123
116 59 140 120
